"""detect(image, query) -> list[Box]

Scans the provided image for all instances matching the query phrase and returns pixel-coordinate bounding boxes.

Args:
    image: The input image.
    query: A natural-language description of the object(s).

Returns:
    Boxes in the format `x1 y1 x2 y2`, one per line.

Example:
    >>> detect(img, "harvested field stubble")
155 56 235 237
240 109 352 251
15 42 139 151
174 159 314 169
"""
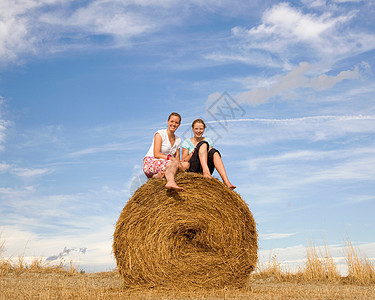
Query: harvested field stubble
113 172 258 289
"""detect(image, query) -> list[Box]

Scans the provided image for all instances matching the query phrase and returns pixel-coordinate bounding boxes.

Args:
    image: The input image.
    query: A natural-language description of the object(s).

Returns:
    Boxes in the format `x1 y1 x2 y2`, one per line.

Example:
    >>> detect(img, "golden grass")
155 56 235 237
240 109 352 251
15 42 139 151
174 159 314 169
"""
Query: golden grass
251 238 375 286
1 235 374 299
113 172 257 289
345 238 375 285
0 248 79 276
300 240 341 282
1 269 374 299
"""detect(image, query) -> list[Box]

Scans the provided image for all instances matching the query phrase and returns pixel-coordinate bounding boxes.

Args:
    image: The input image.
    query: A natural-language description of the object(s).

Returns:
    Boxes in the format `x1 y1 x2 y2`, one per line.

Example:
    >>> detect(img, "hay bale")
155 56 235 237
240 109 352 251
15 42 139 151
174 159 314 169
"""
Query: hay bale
113 172 257 289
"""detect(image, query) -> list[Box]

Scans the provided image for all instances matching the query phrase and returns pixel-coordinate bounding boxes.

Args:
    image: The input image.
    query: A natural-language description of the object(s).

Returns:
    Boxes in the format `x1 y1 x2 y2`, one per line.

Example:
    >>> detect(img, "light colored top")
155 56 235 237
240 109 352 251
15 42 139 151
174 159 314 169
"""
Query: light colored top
182 137 213 154
145 129 181 158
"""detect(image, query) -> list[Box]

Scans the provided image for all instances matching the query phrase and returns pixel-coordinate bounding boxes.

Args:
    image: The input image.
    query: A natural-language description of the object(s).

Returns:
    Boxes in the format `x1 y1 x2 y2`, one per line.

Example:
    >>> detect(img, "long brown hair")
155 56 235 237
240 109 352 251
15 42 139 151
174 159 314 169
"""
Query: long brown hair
192 118 206 129
168 112 181 124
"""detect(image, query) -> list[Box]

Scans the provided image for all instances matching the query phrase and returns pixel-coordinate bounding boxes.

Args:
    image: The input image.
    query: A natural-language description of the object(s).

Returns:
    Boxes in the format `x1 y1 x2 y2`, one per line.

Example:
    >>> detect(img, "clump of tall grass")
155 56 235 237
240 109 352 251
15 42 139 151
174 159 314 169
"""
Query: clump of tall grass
299 240 341 282
253 238 375 285
1 255 78 275
345 238 375 285
251 252 294 282
0 236 79 275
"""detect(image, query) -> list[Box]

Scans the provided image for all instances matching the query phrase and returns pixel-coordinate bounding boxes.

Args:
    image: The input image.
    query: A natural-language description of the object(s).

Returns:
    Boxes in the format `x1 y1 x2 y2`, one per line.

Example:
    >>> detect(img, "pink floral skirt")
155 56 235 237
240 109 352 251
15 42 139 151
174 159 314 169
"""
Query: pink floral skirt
143 157 170 178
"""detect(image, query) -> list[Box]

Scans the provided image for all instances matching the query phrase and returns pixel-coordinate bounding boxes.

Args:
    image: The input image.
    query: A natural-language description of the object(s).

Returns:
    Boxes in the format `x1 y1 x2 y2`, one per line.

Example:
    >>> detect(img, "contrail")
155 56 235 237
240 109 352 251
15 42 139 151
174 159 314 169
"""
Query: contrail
205 115 375 125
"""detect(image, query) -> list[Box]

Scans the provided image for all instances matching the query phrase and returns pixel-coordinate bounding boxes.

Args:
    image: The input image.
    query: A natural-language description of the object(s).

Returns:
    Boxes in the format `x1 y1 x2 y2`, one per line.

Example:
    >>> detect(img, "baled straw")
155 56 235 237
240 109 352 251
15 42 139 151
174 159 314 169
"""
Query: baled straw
113 172 258 289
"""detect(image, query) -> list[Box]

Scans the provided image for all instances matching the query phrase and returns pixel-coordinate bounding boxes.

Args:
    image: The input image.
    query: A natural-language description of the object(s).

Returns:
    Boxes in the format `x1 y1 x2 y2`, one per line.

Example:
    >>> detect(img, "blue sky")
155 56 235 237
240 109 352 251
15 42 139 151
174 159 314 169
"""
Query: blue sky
0 0 374 272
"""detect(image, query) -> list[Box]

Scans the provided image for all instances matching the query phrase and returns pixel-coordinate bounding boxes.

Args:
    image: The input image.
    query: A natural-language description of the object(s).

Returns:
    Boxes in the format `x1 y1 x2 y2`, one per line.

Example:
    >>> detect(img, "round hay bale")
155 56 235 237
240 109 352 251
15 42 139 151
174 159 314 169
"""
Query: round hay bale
113 172 257 289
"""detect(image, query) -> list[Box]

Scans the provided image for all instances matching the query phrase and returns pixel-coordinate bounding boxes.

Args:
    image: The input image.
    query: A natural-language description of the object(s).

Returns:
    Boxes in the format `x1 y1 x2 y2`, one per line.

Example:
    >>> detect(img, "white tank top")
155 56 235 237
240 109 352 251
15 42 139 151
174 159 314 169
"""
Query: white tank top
145 129 181 158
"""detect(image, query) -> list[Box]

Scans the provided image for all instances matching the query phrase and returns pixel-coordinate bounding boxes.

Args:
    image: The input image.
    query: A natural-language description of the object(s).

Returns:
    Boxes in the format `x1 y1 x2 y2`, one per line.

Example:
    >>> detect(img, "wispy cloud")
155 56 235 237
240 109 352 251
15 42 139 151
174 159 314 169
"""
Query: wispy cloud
11 168 52 177
46 246 87 262
245 147 375 171
0 0 264 64
207 115 375 146
343 194 375 204
0 162 11 172
207 2 375 68
237 62 359 106
0 224 116 272
244 149 375 197
0 97 8 150
67 142 130 158
261 232 297 240
0 0 176 63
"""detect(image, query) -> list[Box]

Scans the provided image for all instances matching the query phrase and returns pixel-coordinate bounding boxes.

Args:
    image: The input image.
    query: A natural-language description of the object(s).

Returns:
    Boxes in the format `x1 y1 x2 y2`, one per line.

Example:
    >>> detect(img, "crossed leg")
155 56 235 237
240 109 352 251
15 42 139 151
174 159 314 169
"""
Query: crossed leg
196 142 236 189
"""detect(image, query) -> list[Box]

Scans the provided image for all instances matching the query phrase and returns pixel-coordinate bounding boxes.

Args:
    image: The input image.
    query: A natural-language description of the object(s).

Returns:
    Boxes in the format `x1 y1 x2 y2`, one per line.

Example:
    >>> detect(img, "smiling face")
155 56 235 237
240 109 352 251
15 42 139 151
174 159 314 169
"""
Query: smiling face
192 121 205 138
167 115 181 133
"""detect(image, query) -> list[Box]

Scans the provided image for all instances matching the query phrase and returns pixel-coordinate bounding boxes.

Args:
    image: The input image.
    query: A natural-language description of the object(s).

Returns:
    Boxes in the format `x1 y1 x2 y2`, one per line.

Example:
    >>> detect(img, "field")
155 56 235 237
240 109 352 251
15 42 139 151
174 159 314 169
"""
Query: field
1 239 375 299
1 271 375 299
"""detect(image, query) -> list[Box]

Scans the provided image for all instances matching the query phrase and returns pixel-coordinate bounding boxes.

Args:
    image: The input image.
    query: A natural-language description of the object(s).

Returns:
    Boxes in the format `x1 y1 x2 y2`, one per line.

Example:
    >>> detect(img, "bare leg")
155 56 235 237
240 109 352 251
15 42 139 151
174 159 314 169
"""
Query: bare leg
152 171 165 178
213 152 236 189
165 160 184 190
198 143 212 179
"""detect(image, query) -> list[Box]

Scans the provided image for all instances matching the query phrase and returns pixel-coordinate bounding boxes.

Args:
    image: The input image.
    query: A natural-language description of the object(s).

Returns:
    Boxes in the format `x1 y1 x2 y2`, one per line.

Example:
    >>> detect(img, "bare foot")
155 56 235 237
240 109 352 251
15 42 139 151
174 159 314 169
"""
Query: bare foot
224 181 236 190
165 182 184 191
203 171 212 179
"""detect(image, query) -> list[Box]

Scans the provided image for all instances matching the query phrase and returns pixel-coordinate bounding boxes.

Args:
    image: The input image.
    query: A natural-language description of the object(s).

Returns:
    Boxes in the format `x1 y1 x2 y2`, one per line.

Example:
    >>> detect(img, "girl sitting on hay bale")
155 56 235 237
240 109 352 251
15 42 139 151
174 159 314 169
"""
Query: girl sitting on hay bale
143 114 235 190
182 119 235 190
143 112 188 190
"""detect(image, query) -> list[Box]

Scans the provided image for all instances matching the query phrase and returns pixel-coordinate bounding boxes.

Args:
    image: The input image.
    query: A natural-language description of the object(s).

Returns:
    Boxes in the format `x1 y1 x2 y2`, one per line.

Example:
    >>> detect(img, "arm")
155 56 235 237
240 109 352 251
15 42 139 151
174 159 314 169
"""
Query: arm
174 148 180 160
153 133 169 160
182 147 194 162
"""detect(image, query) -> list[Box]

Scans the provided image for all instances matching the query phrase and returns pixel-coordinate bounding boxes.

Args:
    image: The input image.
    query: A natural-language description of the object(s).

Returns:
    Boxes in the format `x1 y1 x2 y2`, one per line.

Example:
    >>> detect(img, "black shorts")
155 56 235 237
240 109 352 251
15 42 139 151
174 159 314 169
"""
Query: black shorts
188 140 221 174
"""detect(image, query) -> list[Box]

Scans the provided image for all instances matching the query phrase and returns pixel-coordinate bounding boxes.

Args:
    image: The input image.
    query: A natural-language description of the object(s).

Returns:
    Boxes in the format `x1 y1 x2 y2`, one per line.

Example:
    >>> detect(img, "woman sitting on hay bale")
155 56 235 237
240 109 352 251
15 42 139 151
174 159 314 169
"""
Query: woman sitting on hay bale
143 112 188 190
182 118 236 190
143 114 234 191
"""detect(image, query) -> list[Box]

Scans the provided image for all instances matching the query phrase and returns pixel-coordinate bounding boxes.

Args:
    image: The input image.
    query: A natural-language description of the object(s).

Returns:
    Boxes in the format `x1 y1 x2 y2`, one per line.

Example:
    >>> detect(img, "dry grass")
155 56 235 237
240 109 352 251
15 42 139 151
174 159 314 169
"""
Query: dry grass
113 172 257 289
345 238 375 285
300 241 342 282
252 238 375 286
1 237 375 299
0 242 79 277
1 269 374 299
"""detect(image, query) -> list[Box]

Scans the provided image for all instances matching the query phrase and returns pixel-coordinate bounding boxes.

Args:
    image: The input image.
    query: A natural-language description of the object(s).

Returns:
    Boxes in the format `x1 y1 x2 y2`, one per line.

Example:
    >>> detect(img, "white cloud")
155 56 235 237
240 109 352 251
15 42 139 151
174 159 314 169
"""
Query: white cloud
333 0 362 3
0 186 36 201
0 162 11 172
207 115 375 146
297 155 375 184
301 0 326 8
245 147 375 171
0 0 65 62
0 182 132 271
237 62 359 106
0 0 262 63
40 1 156 39
0 224 116 272
12 168 51 177
241 147 375 193
261 232 297 240
246 3 337 42
67 142 130 158
0 98 8 150
344 195 375 204
0 0 176 62
209 2 375 68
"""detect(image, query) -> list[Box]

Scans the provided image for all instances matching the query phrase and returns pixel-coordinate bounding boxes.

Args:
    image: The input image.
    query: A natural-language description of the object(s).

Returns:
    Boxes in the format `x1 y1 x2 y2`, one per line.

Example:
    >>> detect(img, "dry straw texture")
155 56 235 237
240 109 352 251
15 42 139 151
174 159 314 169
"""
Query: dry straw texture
113 172 258 289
